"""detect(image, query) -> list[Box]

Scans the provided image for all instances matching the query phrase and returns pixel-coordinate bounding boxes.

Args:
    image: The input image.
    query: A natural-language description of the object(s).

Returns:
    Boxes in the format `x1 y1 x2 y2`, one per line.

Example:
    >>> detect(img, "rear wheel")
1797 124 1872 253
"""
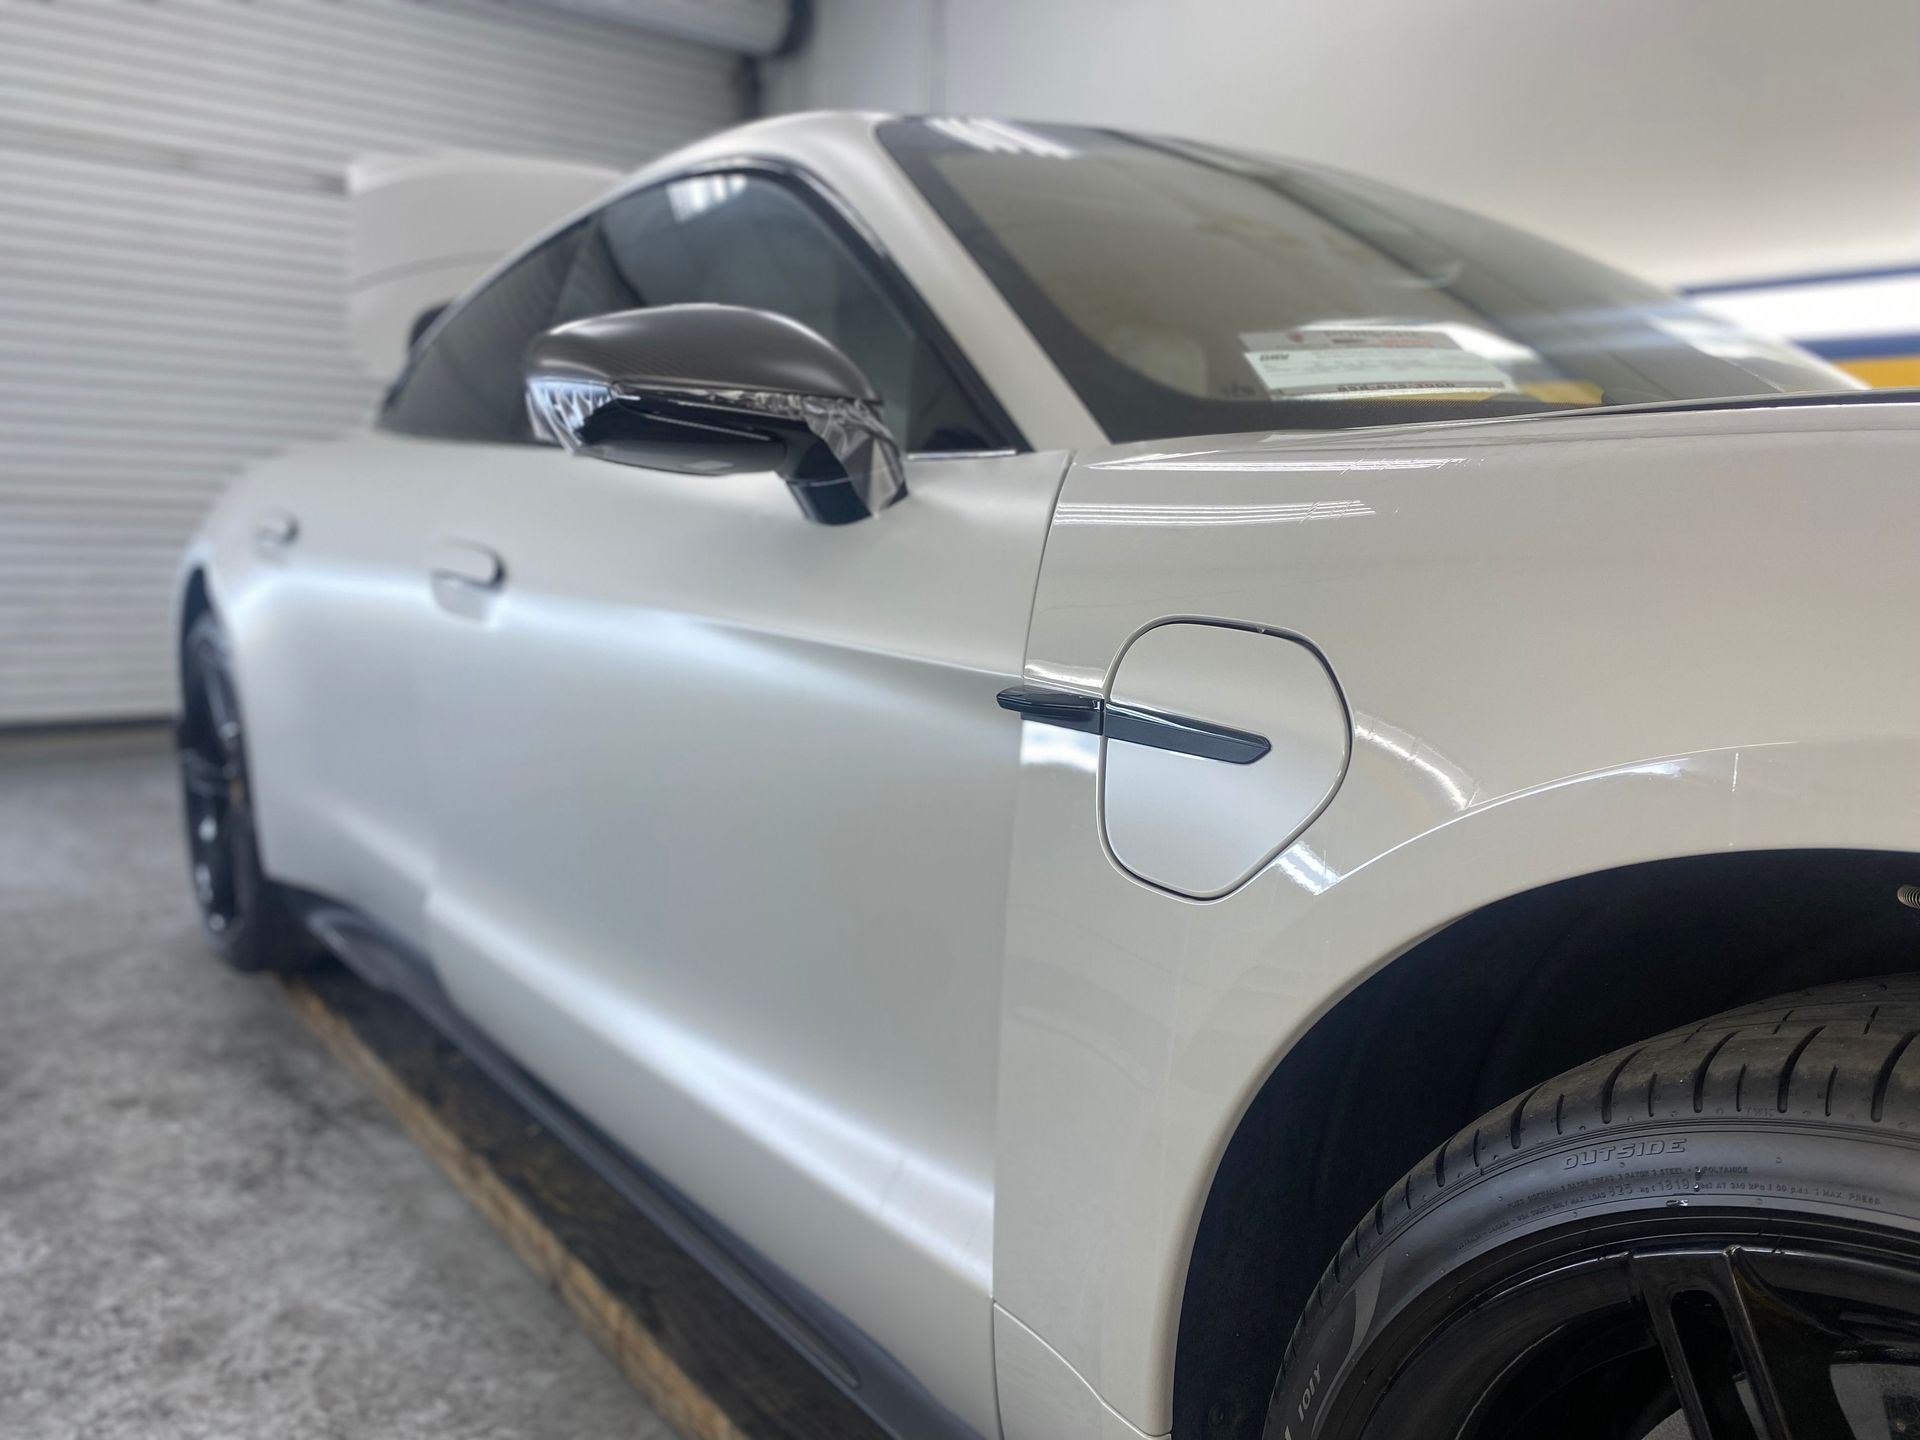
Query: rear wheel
1269 976 1920 1440
177 614 310 972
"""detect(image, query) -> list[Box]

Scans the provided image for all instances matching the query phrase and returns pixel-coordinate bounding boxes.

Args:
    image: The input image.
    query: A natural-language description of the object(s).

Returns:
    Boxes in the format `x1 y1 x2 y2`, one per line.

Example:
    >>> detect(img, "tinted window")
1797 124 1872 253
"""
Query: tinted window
880 119 1853 442
550 174 999 452
382 221 588 442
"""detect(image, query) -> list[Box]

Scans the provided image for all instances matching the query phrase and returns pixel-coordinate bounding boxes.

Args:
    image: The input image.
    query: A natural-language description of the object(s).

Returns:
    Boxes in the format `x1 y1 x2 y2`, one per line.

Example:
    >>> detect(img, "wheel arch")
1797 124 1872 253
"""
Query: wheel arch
1170 846 1920 1440
173 562 216 709
178 565 214 634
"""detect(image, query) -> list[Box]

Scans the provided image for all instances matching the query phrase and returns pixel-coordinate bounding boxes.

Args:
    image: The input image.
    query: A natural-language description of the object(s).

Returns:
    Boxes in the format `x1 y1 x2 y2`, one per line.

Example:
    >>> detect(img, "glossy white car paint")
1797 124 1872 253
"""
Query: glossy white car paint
995 400 1920 1435
418 441 1069 1430
176 111 1920 1440
1102 621 1350 899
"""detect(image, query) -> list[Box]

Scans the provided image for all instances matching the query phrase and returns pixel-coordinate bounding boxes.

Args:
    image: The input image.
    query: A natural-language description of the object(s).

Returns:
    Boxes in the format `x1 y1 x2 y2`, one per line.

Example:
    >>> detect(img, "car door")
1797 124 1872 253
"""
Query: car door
262 215 593 949
416 169 1064 1434
220 428 449 953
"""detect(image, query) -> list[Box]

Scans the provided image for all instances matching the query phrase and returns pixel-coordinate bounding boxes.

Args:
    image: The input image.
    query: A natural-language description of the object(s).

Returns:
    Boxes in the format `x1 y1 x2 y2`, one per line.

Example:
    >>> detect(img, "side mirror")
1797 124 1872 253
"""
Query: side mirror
524 304 906 525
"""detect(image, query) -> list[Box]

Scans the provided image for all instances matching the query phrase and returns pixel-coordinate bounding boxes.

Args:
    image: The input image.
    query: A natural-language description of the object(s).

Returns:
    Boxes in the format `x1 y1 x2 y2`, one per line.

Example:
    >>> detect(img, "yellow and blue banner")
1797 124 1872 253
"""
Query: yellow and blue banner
1685 263 1920 388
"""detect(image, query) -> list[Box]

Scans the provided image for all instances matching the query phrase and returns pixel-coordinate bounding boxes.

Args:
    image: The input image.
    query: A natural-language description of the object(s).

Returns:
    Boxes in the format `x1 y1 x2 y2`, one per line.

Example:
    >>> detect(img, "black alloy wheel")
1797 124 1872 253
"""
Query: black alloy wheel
1341 1220 1920 1439
177 614 307 971
1270 977 1920 1440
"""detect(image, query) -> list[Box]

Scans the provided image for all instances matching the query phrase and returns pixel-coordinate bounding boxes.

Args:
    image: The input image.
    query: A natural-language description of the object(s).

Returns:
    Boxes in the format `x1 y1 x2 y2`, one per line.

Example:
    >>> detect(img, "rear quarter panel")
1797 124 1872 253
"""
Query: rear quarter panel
992 400 1920 1437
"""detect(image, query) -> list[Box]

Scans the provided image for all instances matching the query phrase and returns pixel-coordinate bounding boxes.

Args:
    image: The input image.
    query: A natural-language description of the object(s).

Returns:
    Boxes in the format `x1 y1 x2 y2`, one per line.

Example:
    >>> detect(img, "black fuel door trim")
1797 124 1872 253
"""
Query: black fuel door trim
996 685 1270 765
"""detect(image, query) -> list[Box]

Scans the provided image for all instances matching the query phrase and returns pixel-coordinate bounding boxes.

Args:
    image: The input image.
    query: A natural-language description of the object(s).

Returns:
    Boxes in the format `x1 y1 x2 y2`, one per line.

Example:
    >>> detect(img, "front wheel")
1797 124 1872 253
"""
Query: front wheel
177 613 310 972
1270 976 1920 1440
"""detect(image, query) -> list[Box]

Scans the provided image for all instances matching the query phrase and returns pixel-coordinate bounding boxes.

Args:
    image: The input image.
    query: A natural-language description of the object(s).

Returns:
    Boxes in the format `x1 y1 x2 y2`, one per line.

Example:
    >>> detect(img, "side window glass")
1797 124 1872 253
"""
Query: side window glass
552 174 997 453
382 221 588 443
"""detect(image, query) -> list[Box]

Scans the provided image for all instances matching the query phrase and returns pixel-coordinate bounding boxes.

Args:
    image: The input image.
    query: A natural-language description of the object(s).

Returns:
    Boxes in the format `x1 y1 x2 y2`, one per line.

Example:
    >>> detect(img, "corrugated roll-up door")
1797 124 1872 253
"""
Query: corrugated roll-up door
0 0 749 724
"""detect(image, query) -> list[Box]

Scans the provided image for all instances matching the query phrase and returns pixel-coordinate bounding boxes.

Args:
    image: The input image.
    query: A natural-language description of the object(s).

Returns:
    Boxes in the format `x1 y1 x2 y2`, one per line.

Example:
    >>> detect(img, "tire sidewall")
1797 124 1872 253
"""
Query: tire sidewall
180 617 299 972
1272 1117 1920 1439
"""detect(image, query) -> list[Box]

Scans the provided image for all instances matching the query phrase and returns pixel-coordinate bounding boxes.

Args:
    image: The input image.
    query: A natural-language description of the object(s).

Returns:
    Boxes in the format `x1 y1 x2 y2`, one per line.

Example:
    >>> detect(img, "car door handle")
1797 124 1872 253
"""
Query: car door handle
996 685 1271 765
253 510 299 549
429 541 505 591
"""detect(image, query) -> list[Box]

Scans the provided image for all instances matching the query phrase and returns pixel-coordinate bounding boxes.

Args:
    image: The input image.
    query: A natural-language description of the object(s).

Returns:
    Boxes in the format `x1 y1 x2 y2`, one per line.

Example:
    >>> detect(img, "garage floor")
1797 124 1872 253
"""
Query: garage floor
0 728 672 1439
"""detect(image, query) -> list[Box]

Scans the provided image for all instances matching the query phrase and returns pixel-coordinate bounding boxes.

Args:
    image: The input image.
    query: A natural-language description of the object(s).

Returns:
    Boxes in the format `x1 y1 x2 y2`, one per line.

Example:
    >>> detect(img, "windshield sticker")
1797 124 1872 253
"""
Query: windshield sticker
1240 326 1519 399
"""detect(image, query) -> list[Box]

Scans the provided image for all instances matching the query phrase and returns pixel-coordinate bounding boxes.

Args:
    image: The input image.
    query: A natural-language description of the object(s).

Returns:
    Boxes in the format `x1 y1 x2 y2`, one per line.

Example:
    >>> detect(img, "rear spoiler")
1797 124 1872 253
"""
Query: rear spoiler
348 152 621 380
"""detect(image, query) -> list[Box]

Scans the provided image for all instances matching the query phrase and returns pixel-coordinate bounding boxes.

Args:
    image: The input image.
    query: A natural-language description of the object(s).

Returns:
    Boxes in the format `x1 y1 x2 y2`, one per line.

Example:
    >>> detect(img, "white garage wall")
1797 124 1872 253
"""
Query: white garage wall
766 0 1920 287
0 0 745 725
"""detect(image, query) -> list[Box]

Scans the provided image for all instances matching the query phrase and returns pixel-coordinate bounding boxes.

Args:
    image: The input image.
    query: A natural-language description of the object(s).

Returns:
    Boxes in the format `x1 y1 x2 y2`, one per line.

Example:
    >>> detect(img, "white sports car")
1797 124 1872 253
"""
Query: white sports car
176 113 1920 1440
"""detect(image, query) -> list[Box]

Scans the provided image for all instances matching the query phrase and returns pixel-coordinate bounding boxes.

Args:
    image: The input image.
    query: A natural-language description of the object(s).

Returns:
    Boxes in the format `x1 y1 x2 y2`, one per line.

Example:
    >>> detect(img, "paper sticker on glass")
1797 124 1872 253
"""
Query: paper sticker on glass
1241 324 1520 399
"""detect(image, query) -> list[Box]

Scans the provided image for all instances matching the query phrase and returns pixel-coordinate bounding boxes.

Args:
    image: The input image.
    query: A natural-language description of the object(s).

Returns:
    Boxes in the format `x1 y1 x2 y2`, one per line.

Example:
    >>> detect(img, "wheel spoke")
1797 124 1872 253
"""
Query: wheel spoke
178 667 246 933
179 748 233 799
1633 1248 1854 1440
1724 1249 1855 1440
202 668 240 748
1636 1251 1758 1440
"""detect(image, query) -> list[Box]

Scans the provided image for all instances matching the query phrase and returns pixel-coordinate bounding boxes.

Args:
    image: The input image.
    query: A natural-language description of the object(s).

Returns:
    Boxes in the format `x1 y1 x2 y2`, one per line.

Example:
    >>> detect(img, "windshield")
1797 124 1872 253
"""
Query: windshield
879 118 1856 441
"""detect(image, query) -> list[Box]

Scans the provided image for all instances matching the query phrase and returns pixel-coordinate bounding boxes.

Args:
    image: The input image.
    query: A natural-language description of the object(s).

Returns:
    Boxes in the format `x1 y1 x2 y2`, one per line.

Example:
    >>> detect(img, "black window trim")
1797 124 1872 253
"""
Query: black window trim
382 155 1029 458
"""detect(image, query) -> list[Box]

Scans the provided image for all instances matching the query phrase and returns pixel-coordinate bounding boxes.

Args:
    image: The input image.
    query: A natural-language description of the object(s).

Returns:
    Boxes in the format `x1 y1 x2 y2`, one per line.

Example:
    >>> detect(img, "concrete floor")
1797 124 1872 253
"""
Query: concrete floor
0 728 672 1439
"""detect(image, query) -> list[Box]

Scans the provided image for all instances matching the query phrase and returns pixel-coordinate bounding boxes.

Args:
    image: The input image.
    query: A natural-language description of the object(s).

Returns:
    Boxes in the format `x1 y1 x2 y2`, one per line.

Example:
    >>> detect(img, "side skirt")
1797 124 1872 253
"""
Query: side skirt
289 891 983 1440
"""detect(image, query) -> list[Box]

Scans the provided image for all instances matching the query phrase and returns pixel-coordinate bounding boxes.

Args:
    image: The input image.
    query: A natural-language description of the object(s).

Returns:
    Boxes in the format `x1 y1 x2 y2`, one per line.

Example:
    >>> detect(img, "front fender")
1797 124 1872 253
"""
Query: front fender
991 400 1920 1437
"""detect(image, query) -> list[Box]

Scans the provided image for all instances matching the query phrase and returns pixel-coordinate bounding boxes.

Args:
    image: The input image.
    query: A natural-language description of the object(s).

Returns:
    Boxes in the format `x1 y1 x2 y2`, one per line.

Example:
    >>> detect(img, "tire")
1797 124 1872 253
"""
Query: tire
177 613 312 972
1268 976 1920 1439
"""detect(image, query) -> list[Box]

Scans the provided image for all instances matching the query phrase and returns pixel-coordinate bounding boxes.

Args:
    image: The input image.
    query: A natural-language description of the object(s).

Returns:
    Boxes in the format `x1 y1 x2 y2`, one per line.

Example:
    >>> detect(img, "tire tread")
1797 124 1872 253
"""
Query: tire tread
1278 975 1920 1381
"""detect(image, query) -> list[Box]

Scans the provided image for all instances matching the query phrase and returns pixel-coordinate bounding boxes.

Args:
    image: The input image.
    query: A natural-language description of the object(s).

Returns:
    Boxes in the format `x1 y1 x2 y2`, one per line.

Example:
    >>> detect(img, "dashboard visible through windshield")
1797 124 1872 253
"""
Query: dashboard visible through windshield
879 117 1855 442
